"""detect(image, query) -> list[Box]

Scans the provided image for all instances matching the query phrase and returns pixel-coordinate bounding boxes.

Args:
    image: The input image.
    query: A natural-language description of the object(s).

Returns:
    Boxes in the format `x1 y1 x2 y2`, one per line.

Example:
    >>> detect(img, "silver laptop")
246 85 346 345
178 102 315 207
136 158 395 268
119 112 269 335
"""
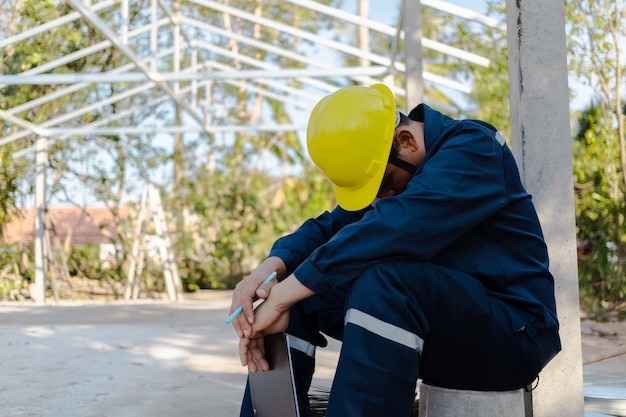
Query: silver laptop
249 332 300 417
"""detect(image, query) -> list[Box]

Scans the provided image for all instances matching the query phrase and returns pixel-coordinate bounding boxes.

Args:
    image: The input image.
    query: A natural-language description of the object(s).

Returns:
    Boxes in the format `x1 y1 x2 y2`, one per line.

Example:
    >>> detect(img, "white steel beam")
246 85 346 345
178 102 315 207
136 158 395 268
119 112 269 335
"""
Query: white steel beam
184 16 400 95
183 17 385 90
5 48 175 117
65 0 209 134
202 61 323 104
282 0 491 67
0 109 60 141
121 0 129 44
189 0 473 91
0 55 468 94
2 56 325 151
6 70 320 156
193 40 340 93
0 0 119 49
1 82 157 146
1 19 172 90
39 124 307 135
10 93 172 158
0 67 390 84
422 0 506 30
190 0 404 70
33 136 48 304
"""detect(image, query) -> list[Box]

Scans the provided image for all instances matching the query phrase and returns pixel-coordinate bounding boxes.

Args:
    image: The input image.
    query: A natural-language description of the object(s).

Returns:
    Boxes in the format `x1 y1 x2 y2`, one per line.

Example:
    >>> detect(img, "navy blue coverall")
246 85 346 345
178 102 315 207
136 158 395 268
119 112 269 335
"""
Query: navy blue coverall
240 104 562 417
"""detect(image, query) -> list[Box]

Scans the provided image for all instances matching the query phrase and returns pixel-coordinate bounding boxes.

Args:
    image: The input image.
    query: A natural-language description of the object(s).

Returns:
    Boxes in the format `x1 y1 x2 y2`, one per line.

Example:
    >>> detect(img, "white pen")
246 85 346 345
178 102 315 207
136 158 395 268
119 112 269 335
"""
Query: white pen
225 271 277 325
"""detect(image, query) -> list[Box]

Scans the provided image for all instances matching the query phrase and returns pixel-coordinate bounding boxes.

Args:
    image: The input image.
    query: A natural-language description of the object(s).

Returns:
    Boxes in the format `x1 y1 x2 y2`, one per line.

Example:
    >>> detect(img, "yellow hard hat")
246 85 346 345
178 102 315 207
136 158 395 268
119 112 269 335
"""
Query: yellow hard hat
306 84 396 211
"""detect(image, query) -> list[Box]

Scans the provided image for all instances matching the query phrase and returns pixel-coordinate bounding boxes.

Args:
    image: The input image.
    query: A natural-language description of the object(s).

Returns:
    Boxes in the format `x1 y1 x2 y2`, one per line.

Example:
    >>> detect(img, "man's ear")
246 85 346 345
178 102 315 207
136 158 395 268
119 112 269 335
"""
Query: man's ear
396 129 418 151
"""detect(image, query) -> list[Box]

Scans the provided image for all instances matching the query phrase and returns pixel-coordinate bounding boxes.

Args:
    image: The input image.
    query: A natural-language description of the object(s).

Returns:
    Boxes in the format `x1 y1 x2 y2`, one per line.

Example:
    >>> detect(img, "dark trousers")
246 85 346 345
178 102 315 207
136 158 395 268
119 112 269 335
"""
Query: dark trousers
240 260 556 417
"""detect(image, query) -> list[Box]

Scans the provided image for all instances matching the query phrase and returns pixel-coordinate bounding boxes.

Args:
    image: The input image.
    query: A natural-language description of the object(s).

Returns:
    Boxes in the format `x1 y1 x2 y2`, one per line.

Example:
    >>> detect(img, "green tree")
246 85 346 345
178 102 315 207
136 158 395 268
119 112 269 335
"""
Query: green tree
573 103 626 312
566 0 626 312
0 0 177 294
171 158 333 290
159 0 342 288
567 0 626 196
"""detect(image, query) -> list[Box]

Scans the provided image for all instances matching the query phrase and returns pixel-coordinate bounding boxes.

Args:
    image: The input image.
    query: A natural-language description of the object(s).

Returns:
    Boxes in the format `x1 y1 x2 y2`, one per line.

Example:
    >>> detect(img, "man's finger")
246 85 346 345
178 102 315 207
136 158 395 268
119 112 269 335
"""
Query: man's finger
239 337 250 367
247 351 259 373
249 336 269 372
236 313 252 338
256 278 276 299
242 301 255 325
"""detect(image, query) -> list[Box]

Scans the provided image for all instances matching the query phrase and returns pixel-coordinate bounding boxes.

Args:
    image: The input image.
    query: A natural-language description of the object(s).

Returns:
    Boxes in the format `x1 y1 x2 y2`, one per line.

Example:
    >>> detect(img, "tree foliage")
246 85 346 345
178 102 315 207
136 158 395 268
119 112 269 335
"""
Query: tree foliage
573 103 626 312
567 0 626 196
566 0 626 313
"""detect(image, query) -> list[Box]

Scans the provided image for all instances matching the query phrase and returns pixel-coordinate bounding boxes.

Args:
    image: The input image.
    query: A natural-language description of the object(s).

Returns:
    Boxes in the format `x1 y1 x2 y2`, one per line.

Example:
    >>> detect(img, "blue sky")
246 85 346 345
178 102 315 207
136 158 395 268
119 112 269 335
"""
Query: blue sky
346 0 488 25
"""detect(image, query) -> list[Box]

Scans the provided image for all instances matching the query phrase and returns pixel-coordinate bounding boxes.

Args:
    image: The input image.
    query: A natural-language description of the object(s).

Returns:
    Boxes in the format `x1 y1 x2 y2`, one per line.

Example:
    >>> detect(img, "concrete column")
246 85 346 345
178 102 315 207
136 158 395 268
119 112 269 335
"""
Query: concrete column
403 0 424 110
505 1 584 417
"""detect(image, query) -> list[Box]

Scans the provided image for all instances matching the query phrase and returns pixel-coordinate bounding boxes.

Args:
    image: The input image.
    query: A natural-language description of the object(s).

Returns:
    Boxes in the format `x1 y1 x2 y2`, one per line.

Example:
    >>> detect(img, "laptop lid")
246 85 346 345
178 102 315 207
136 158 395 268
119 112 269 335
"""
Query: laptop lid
249 332 300 417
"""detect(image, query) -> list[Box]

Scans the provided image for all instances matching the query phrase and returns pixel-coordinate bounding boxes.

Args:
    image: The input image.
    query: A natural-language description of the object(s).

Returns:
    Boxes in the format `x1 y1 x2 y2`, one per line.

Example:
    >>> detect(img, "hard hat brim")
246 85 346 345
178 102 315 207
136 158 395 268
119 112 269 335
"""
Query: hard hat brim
334 173 385 211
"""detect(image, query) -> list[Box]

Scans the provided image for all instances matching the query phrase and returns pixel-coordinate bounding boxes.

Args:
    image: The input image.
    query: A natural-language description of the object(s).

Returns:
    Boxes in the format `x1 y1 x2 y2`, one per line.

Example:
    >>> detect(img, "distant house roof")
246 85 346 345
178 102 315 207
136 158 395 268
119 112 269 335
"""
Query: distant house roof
2 207 132 245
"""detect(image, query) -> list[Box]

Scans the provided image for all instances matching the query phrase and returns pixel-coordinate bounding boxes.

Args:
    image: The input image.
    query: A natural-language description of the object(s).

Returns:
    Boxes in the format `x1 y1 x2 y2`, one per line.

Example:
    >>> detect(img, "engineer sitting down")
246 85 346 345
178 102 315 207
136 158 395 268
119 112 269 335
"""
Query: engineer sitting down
228 83 561 417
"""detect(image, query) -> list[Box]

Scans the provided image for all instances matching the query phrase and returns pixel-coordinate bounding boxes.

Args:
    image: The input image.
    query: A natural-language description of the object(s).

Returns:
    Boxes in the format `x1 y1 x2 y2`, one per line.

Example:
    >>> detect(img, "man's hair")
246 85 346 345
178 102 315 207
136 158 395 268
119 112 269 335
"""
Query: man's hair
390 111 410 158
395 111 410 128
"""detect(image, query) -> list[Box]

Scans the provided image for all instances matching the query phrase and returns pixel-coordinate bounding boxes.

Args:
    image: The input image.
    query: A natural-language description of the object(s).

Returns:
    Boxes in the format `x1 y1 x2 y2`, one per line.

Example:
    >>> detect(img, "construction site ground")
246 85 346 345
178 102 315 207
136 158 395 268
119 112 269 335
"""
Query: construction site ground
1 291 625 417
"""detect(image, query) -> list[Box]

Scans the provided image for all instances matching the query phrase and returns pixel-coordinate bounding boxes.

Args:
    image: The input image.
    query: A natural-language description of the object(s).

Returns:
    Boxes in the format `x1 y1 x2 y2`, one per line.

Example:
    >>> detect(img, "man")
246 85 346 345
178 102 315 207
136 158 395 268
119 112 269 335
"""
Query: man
229 84 561 417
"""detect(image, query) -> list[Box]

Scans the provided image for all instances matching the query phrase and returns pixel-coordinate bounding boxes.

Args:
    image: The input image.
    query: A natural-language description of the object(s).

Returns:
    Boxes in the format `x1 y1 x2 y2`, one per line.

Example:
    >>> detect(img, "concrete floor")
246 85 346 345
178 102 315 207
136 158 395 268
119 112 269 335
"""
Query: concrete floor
0 292 340 417
1 291 625 417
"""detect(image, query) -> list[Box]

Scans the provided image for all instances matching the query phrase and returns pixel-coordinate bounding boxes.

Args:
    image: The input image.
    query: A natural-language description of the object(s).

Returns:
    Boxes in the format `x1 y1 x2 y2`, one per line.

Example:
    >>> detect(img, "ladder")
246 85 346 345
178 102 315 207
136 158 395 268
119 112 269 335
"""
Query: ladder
44 212 73 301
124 184 184 301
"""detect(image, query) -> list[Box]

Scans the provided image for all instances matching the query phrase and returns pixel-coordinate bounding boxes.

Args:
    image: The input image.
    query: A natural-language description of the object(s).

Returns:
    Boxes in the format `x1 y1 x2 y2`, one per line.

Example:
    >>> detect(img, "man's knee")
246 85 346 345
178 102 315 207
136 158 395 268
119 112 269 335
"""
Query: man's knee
346 260 434 312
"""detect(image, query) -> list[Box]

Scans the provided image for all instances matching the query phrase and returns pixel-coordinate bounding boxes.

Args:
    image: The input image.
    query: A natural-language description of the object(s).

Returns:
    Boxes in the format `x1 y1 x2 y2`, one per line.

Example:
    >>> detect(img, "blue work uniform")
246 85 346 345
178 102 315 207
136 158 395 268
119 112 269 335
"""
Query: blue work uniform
240 104 561 417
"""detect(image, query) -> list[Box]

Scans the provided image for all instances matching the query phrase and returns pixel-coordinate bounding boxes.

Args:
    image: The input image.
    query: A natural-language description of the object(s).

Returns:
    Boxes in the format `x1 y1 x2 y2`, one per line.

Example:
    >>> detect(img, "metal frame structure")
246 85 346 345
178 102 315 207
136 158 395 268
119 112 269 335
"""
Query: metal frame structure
0 0 502 302
1 1 501 132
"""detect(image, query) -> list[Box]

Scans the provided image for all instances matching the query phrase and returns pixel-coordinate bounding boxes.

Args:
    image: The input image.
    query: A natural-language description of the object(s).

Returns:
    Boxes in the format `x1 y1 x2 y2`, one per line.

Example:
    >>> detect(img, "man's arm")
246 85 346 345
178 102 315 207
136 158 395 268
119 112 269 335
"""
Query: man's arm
229 206 365 336
269 205 368 275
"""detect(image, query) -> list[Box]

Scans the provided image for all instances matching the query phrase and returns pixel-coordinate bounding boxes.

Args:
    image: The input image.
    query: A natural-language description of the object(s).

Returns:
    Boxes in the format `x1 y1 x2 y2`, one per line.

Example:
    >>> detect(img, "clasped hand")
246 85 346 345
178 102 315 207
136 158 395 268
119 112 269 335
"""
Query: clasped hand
237 297 290 373
229 272 289 372
229 272 315 373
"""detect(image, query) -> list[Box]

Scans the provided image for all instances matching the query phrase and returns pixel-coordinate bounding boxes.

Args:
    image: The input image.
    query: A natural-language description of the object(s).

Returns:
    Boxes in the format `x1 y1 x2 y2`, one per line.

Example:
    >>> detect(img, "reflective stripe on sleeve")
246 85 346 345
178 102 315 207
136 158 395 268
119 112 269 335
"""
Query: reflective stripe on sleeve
345 308 424 353
286 333 316 358
495 131 506 146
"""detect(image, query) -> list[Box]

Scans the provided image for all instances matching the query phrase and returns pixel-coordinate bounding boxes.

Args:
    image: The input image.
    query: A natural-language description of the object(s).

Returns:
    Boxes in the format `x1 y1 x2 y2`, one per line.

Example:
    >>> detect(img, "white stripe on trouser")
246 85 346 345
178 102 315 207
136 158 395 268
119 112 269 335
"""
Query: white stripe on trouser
286 333 316 358
345 308 424 353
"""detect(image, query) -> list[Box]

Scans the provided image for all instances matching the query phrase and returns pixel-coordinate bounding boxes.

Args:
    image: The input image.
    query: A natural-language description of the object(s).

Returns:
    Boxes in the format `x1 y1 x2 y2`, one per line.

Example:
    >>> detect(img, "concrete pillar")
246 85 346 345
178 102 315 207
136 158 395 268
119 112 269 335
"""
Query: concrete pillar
505 2 584 417
403 0 424 109
419 384 526 417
